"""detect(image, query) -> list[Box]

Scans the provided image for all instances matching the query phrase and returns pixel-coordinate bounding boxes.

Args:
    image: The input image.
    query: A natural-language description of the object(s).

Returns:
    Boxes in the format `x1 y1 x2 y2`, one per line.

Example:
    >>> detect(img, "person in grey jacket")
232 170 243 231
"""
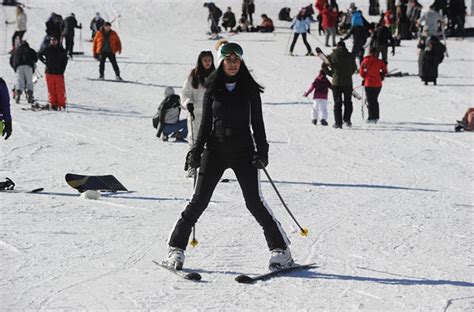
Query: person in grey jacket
289 8 314 56
5 6 27 52
156 87 188 142
418 4 444 37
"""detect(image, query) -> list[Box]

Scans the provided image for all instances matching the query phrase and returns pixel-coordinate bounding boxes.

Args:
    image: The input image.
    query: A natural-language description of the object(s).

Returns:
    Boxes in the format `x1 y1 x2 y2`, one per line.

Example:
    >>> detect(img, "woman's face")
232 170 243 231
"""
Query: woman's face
201 56 213 70
223 54 241 77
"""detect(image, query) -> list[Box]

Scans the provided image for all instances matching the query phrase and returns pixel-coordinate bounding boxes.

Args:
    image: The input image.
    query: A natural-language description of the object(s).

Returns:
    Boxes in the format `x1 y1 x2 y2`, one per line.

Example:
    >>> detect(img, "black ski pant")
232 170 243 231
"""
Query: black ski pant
332 86 353 126
99 52 120 77
365 86 381 121
168 149 289 251
64 35 74 57
289 33 312 54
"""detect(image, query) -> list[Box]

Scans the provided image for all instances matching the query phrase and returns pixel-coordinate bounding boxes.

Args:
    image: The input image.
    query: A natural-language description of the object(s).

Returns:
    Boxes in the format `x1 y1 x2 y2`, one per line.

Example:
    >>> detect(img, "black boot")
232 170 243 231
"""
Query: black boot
26 90 34 104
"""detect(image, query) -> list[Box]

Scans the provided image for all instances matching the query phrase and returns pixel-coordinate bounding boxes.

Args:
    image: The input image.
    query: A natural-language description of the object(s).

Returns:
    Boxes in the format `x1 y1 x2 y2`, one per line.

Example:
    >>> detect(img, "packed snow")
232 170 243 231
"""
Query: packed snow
1 0 473 310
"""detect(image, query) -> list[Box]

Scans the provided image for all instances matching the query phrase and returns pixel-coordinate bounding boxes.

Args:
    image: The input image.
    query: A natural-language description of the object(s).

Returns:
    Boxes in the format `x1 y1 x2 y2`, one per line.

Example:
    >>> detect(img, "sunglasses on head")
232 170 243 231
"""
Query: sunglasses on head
220 43 243 58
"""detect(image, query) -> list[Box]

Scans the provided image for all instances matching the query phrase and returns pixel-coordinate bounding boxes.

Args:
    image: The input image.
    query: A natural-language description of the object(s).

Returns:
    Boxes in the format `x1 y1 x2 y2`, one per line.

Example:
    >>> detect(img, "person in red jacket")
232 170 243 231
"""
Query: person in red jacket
304 68 332 126
322 4 338 47
359 47 387 123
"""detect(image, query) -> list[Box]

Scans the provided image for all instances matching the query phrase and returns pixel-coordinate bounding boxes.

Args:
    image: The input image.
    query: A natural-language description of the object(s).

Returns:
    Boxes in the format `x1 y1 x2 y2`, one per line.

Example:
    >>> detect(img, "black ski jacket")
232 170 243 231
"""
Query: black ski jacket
195 82 268 159
62 15 81 37
38 45 68 75
10 42 37 71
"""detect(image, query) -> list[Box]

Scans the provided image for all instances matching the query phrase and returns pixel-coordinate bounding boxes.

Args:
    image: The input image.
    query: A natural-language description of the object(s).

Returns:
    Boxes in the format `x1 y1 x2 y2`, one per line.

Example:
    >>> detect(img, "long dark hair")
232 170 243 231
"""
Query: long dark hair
189 51 215 89
205 60 264 95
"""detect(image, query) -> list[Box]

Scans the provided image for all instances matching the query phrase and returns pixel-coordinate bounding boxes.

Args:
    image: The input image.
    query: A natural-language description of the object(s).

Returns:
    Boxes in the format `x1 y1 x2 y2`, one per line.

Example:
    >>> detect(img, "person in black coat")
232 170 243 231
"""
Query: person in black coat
62 13 82 58
9 41 37 103
222 7 236 32
0 78 12 140
38 36 68 110
370 21 395 64
45 12 63 39
419 35 446 85
163 43 293 271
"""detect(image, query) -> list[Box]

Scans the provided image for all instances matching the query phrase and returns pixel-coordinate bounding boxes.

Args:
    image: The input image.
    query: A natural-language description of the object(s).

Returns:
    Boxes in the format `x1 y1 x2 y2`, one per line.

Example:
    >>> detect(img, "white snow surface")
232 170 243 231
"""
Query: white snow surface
1 0 474 311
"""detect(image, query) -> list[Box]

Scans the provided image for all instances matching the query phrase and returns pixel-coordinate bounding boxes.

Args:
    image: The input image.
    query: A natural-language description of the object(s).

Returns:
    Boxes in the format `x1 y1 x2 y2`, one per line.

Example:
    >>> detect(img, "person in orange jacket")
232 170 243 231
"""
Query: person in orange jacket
359 47 387 123
92 22 122 80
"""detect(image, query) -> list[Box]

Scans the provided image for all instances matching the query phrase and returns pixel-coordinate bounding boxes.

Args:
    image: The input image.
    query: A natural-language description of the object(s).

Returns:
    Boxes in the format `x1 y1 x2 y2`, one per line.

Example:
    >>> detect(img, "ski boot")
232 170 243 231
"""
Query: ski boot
269 248 294 271
116 75 123 81
14 90 21 104
162 246 185 270
320 119 328 126
311 119 317 125
26 90 34 104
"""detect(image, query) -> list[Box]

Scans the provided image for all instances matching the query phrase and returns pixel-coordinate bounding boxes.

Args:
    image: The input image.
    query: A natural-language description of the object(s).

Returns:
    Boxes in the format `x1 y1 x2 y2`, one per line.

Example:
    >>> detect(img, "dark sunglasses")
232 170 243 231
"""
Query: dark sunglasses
220 43 243 58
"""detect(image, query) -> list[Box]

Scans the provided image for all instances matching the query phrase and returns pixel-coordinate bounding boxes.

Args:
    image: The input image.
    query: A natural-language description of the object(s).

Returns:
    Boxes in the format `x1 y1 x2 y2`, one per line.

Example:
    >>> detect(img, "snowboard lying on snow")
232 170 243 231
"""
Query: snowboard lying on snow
65 173 128 193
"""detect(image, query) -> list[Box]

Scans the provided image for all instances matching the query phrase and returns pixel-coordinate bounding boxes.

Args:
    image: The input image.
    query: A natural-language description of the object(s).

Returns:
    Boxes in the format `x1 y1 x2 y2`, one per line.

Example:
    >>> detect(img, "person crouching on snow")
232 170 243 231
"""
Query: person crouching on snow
304 68 331 126
156 87 188 142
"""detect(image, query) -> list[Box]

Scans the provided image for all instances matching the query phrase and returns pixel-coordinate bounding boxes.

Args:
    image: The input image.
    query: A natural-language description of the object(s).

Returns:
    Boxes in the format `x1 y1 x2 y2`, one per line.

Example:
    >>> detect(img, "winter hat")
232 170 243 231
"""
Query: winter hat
164 86 175 97
217 42 244 67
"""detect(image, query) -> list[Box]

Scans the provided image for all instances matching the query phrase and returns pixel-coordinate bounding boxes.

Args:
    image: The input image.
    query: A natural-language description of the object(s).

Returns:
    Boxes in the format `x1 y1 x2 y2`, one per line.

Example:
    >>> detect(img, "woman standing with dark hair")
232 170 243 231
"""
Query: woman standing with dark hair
289 8 314 56
181 51 216 178
164 43 293 271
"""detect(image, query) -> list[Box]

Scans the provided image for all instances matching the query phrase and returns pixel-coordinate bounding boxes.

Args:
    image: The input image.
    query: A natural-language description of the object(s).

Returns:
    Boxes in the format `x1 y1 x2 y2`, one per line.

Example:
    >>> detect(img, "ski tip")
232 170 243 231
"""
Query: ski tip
185 272 202 281
235 274 254 284
30 188 44 193
315 47 322 53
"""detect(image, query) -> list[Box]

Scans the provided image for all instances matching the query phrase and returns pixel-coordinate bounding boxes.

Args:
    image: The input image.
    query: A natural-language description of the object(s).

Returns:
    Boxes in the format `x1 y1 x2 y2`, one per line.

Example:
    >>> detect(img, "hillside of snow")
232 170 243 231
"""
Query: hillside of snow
1 0 473 310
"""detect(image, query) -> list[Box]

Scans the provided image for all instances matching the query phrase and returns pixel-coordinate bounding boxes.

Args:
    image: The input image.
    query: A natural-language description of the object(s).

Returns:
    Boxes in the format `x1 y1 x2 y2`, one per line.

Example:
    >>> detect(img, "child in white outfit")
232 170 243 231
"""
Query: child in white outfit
303 69 332 126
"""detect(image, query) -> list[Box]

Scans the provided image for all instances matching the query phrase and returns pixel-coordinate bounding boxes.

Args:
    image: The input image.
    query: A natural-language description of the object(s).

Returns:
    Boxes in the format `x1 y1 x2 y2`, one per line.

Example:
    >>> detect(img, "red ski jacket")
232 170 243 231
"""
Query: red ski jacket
359 55 388 88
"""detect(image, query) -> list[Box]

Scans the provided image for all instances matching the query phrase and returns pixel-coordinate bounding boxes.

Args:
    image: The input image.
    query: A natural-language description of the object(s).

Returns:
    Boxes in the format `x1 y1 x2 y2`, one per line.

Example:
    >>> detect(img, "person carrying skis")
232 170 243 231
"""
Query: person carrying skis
93 22 122 80
304 68 331 126
325 40 357 128
359 47 387 123
155 87 188 142
5 6 27 53
61 13 82 58
0 78 12 140
89 12 104 40
9 40 37 104
181 50 216 178
289 7 314 56
38 36 68 110
163 42 293 271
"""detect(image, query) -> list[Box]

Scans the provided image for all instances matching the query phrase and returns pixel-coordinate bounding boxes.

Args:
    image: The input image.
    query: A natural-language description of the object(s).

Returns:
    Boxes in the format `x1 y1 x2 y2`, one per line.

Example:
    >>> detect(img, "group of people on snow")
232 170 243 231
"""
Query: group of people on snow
4 6 123 109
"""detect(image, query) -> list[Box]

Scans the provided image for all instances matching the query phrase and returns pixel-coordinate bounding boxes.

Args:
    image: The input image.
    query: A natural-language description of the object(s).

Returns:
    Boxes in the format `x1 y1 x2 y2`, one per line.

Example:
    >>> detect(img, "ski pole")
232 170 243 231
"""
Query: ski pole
361 84 365 121
285 31 292 55
189 117 198 247
79 26 84 53
258 160 309 237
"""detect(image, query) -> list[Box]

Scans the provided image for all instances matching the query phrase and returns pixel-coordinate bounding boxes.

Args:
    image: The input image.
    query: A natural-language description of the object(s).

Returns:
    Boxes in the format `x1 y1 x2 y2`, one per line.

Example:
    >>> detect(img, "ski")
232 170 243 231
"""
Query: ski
315 47 361 100
0 187 44 194
0 177 43 193
152 260 202 281
87 78 132 83
235 263 318 284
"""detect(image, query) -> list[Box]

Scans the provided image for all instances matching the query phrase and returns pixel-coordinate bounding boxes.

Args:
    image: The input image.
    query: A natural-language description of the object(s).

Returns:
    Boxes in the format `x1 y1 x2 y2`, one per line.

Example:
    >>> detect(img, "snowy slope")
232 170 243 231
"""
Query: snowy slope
1 0 473 310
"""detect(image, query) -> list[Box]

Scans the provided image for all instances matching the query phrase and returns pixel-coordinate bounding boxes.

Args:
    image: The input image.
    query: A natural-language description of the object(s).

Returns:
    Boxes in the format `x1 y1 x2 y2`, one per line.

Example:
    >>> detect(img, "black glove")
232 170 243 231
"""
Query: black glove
186 103 195 121
307 28 311 34
252 153 268 169
391 49 395 56
2 120 12 140
184 148 202 171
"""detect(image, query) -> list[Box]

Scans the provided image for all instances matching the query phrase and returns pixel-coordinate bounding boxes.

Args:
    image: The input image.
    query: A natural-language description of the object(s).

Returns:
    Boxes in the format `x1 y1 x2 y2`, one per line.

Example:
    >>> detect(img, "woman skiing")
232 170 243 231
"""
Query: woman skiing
181 51 216 178
289 8 314 56
163 42 293 271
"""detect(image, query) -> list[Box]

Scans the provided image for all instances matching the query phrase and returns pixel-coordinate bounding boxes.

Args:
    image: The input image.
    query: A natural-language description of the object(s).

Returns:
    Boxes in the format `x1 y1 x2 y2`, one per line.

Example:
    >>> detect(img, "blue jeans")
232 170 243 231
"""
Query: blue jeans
163 119 188 138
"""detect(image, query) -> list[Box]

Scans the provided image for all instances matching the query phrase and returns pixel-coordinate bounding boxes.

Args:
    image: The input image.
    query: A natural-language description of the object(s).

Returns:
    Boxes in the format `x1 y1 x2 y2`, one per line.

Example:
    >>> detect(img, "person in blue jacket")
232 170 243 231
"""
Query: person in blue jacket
0 78 13 140
289 7 314 56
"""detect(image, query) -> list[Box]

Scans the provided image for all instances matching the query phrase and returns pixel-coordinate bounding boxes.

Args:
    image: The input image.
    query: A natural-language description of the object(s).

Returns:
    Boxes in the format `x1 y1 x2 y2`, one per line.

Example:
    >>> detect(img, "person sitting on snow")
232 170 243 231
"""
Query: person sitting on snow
155 87 188 142
455 108 474 132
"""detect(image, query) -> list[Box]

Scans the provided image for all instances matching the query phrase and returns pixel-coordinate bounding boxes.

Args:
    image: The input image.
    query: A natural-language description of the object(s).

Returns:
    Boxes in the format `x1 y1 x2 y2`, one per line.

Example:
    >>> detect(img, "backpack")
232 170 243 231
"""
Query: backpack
351 10 363 27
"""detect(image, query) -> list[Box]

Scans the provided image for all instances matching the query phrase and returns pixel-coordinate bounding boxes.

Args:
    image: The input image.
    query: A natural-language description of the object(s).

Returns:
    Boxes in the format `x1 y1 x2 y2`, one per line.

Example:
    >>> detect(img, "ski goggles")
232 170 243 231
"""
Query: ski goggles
220 43 243 58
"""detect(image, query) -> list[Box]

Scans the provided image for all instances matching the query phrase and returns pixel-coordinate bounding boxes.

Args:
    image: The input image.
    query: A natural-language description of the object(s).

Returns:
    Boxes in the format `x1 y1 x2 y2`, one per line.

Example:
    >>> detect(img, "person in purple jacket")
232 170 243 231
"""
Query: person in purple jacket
0 78 13 140
303 68 332 126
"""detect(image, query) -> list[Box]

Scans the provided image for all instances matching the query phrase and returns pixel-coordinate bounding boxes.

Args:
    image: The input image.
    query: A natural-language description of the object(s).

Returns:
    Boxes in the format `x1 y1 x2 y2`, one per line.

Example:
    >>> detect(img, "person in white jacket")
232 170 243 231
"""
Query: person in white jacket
181 50 215 178
6 6 27 52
